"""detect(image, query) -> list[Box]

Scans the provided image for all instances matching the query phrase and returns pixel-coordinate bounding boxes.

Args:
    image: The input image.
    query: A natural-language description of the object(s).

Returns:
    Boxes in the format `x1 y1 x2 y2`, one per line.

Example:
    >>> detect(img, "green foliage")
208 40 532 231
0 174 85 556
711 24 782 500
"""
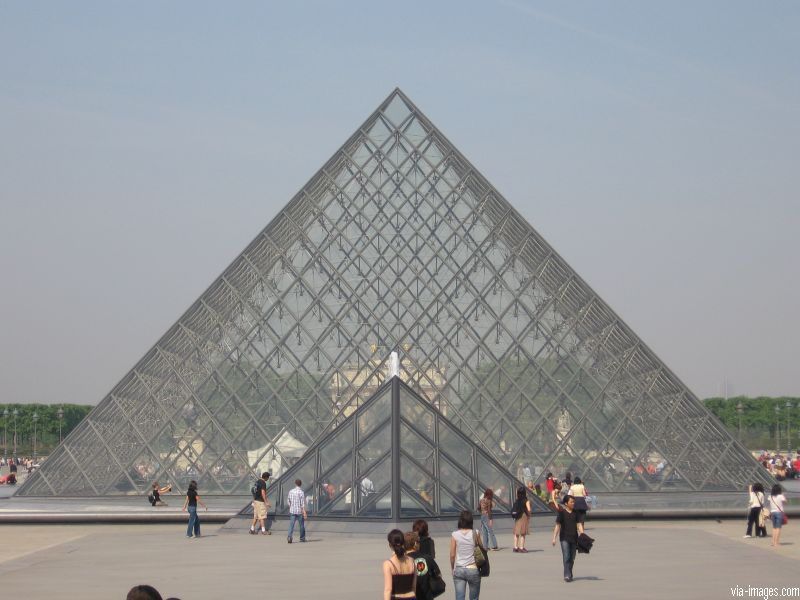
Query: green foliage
703 396 800 451
0 403 92 456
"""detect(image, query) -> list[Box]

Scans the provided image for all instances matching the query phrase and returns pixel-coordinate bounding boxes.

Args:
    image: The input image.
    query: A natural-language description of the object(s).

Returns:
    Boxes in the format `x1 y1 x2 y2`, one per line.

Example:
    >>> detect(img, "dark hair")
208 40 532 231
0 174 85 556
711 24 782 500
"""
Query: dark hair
771 484 783 496
404 531 419 551
752 482 764 494
127 585 163 600
574 476 582 485
457 509 474 530
188 480 197 491
562 494 575 505
388 528 405 557
516 486 526 500
295 479 302 486
546 472 553 478
412 519 429 538
483 488 493 500
262 472 271 480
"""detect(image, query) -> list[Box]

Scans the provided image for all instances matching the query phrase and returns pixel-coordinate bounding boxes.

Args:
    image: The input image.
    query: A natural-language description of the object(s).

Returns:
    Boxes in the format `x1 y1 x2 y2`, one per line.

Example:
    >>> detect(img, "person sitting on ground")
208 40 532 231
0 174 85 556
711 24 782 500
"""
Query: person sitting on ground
148 482 172 506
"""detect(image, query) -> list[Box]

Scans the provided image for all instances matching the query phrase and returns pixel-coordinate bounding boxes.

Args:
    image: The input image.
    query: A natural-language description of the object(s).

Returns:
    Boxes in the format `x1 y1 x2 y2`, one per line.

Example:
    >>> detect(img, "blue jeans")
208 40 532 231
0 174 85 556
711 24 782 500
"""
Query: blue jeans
560 540 577 579
186 506 200 537
771 512 783 529
480 515 497 549
453 566 481 600
288 513 305 541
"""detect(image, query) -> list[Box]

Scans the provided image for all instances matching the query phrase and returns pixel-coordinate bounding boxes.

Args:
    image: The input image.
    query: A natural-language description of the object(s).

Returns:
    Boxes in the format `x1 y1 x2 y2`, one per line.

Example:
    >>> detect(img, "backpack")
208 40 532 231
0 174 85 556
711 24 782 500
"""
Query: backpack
511 498 525 520
251 478 264 500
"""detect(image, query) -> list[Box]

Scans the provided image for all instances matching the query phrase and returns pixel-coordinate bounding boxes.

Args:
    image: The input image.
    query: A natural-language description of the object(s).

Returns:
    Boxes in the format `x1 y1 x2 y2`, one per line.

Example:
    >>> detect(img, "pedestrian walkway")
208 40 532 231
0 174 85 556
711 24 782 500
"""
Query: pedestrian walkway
0 520 796 599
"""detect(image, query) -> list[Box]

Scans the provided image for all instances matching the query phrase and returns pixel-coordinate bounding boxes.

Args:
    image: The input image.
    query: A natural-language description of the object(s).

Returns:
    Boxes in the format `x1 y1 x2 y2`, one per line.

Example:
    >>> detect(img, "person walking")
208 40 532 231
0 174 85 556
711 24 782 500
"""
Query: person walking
512 486 531 553
478 488 498 551
551 495 584 582
769 484 787 547
406 531 444 600
250 471 271 535
181 480 207 538
382 529 417 600
413 519 436 558
568 477 589 519
450 509 483 600
287 478 307 543
744 483 768 538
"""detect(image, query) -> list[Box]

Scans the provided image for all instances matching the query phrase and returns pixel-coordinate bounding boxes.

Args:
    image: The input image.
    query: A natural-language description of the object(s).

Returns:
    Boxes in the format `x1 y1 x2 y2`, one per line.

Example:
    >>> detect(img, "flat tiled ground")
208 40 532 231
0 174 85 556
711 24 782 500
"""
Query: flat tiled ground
0 519 797 600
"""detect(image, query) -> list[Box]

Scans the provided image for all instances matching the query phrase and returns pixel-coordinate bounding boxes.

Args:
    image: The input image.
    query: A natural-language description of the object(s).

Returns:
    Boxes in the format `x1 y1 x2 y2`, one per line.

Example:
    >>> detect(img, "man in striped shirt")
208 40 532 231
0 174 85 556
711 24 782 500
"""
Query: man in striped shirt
287 479 307 543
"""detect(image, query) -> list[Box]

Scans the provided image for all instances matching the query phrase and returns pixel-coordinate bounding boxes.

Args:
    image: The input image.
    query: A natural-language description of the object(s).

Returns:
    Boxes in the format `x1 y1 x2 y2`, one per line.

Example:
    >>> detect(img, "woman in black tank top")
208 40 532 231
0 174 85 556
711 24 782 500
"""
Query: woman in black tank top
383 529 416 600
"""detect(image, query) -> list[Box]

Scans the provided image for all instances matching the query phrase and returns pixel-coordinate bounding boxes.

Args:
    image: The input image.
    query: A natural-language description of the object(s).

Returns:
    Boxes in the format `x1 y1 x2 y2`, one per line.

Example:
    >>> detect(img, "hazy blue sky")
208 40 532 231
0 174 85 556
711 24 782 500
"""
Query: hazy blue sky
1 2 798 405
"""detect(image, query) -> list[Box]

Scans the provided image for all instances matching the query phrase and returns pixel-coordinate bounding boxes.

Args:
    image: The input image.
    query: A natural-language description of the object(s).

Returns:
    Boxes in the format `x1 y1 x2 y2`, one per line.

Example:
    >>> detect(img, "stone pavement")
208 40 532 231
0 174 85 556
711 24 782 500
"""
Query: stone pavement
0 519 797 600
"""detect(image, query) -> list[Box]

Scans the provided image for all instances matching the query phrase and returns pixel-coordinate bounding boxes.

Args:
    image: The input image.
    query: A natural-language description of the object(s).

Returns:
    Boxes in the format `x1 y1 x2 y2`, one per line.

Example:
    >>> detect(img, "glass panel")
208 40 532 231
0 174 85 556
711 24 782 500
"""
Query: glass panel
357 422 391 476
320 422 354 472
400 489 433 518
319 459 353 514
438 420 471 465
400 387 434 437
357 387 391 440
400 422 434 471
401 453 435 507
439 455 474 508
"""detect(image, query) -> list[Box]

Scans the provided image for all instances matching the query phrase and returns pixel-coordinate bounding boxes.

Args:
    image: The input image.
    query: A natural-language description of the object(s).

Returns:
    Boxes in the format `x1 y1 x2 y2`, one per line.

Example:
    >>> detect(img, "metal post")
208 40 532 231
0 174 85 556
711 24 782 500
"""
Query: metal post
787 400 792 458
736 401 744 442
775 406 781 454
2 408 7 458
12 409 17 457
33 412 38 461
57 407 64 444
391 374 401 520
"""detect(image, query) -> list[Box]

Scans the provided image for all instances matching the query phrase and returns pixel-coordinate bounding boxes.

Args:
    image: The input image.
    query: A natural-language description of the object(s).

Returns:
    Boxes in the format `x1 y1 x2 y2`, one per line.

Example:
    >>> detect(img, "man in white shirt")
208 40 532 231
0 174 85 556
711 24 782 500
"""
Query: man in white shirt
287 479 307 543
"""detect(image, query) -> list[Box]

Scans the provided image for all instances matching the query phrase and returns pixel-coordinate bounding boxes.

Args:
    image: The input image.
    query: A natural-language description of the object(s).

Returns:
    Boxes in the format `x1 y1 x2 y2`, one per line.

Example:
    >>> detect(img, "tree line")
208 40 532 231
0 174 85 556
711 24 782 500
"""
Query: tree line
1 395 796 458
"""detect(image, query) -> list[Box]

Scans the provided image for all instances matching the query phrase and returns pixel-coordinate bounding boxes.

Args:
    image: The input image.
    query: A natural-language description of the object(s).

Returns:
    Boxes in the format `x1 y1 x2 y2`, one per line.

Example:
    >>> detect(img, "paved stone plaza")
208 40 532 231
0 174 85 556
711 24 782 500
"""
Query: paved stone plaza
0 519 797 599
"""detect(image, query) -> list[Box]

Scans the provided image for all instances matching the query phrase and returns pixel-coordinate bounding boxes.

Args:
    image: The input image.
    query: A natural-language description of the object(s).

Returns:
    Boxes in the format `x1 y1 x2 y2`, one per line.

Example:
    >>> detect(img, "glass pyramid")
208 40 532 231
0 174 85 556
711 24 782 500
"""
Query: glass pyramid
231 376 551 522
18 89 771 506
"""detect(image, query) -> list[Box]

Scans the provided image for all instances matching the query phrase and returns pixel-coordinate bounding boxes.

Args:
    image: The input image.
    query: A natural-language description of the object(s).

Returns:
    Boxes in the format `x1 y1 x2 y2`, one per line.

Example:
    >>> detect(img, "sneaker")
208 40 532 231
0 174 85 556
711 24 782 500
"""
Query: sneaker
564 578 570 583
261 530 271 535
520 548 529 553
491 547 499 551
513 548 519 553
186 535 193 539
249 529 256 535
287 538 292 544
300 539 306 543
743 535 752 538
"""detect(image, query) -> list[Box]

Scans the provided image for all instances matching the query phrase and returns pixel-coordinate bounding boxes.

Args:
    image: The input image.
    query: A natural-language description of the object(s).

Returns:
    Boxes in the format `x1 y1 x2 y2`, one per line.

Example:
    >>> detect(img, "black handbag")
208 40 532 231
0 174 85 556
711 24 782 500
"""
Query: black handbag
429 572 446 597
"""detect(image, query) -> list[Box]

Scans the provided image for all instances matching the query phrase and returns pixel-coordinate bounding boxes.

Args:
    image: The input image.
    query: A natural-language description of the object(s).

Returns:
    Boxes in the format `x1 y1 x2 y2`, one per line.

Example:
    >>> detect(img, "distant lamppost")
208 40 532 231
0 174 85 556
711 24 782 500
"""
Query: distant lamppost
775 405 781 453
32 412 38 461
2 408 7 458
787 400 793 458
736 401 744 441
12 409 17 456
57 407 64 444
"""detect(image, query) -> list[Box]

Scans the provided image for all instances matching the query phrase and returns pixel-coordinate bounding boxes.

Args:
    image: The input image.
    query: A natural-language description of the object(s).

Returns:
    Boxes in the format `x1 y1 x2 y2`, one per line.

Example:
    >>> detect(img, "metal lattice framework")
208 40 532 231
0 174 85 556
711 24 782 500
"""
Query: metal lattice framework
19 89 769 501
235 377 551 520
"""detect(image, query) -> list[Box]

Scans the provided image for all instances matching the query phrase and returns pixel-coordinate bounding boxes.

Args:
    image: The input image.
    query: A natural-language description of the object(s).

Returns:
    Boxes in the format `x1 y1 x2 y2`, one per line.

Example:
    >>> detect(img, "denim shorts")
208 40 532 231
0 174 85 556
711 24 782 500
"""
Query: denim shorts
771 512 783 529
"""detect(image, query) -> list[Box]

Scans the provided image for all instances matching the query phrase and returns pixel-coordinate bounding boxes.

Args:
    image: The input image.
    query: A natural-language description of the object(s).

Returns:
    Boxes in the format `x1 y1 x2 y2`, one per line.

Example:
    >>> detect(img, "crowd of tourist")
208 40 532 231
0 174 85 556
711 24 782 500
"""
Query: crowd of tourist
757 451 799 480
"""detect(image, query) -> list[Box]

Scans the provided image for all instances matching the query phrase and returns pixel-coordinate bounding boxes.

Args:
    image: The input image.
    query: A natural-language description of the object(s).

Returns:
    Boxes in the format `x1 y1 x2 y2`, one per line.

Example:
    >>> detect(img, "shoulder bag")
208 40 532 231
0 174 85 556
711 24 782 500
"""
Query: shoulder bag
472 530 490 577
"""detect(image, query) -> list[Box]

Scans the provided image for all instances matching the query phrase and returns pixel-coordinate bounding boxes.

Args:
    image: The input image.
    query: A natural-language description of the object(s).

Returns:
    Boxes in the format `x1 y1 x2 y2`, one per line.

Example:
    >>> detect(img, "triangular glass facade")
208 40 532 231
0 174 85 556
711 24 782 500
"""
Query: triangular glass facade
18 88 770 505
232 377 551 520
